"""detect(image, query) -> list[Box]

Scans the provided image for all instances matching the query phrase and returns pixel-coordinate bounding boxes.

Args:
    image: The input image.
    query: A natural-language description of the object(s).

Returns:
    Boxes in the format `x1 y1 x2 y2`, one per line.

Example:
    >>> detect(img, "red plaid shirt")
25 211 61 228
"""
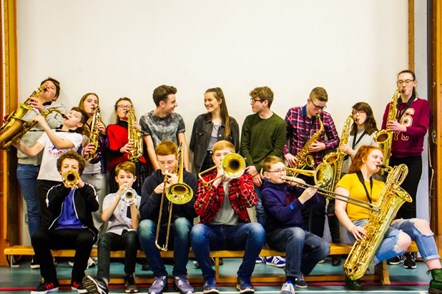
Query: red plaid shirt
284 105 340 166
195 171 257 224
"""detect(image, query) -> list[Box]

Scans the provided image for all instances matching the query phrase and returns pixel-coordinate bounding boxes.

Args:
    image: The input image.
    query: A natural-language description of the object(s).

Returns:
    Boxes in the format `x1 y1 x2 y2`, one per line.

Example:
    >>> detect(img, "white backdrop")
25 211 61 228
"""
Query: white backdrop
16 0 419 243
17 0 408 134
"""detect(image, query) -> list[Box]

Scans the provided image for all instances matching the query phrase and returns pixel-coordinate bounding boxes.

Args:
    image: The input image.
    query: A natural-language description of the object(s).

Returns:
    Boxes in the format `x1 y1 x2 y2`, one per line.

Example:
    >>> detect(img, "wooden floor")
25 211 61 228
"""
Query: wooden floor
0 256 433 293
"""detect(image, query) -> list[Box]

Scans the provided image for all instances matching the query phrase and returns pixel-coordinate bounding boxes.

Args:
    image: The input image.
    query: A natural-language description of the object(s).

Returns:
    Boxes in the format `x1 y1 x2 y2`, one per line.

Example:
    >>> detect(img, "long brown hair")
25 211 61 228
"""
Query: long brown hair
205 87 231 139
350 102 378 135
348 145 381 173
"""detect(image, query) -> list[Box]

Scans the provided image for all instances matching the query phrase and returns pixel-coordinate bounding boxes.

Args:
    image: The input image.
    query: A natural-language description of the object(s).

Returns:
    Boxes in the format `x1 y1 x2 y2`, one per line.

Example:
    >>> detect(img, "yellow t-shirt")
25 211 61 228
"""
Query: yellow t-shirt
337 173 385 221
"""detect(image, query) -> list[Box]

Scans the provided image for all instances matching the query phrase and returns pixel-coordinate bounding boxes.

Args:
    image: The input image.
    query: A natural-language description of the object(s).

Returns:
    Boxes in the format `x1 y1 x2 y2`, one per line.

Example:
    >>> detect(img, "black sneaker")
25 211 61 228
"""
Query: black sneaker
71 280 88 294
345 276 363 290
30 256 40 269
125 274 139 293
387 255 404 265
82 275 108 294
404 252 417 269
31 278 59 294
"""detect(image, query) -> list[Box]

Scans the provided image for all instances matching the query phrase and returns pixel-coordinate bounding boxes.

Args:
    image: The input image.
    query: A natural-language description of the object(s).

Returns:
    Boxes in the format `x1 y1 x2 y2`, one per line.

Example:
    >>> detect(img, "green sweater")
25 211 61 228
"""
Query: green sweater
240 112 286 172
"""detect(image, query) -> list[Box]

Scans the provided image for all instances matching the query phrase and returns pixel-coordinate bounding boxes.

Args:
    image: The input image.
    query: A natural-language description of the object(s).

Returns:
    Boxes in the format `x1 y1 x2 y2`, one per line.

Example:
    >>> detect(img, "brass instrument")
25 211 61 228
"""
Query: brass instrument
374 89 400 170
62 170 80 189
0 84 47 149
323 114 353 194
285 162 334 188
1 108 66 150
155 145 194 251
344 164 411 280
198 153 246 185
84 108 102 163
121 188 137 205
283 173 380 212
294 115 324 170
127 106 143 162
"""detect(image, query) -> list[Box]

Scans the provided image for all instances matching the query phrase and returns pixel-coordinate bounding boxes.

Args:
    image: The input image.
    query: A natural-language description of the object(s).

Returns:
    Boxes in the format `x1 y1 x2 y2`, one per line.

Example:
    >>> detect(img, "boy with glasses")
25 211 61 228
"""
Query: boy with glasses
283 87 339 239
261 155 329 293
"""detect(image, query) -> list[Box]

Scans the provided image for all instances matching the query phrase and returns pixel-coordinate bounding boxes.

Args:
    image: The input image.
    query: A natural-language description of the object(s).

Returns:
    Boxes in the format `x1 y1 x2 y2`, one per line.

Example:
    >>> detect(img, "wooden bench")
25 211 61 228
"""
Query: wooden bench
4 242 418 286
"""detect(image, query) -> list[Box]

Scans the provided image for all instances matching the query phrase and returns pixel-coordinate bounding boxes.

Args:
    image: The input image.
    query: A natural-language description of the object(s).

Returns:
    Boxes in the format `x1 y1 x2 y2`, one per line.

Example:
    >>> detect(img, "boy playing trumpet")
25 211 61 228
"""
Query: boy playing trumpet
83 161 141 294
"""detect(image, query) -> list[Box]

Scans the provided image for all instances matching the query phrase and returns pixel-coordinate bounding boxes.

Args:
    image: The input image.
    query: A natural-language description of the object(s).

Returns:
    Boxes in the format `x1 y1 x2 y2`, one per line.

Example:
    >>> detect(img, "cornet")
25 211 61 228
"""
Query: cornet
62 170 80 189
121 188 137 205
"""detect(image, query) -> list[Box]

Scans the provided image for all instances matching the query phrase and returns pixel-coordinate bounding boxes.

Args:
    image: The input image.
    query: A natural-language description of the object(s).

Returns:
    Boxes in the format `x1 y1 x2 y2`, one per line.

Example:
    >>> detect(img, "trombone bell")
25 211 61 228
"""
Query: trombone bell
198 153 246 185
285 162 333 188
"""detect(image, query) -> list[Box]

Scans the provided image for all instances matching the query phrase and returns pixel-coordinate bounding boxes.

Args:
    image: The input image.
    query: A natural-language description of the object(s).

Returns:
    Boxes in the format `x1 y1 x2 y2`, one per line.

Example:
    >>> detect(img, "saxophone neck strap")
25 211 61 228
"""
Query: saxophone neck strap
356 171 373 203
396 93 416 121
351 131 367 149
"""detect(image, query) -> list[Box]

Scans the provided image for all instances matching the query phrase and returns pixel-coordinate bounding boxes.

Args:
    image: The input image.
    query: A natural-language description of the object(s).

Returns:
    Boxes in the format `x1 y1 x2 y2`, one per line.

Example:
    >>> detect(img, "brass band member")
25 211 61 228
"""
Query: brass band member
107 97 149 194
335 146 442 292
78 93 108 236
284 87 339 237
14 77 66 269
138 141 197 294
381 70 431 268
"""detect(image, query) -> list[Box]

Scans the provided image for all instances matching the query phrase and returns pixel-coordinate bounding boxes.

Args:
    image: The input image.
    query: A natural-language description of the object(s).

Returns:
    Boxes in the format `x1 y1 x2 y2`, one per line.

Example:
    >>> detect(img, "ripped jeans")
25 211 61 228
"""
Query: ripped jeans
348 218 440 264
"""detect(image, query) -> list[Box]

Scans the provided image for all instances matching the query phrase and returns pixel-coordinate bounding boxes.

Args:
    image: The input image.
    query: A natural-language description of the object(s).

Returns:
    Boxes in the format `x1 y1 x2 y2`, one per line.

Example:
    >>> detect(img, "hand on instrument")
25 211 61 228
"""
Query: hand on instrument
121 141 134 153
308 142 325 153
349 225 367 241
298 186 317 203
386 120 406 132
82 143 97 155
97 122 106 135
339 144 353 155
284 153 297 167
28 97 44 112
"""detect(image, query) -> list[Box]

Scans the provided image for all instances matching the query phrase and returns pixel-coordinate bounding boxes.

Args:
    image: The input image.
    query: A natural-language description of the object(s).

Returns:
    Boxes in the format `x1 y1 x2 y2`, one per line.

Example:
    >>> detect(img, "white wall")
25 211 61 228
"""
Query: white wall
16 0 416 243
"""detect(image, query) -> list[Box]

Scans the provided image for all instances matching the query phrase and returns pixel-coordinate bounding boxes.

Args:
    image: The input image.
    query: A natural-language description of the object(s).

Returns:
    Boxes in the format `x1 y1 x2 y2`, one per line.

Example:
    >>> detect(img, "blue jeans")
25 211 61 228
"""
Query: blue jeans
17 164 40 237
138 217 192 277
190 223 265 281
267 227 329 277
254 185 266 227
97 231 139 280
349 218 440 264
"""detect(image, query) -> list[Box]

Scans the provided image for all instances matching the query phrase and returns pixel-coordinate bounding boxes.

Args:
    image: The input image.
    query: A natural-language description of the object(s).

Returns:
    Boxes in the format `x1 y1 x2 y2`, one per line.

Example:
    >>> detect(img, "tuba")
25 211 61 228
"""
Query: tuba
374 89 400 170
127 106 143 162
84 108 102 163
0 84 47 149
344 164 412 280
323 114 353 193
294 115 324 170
155 144 194 251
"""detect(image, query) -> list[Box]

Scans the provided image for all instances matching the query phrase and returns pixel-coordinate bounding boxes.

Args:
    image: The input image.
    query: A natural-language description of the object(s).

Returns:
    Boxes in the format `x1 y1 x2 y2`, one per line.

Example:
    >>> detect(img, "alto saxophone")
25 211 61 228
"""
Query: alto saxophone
294 115 324 170
374 89 400 170
84 108 102 163
127 106 143 162
344 164 412 281
323 114 353 193
0 84 47 149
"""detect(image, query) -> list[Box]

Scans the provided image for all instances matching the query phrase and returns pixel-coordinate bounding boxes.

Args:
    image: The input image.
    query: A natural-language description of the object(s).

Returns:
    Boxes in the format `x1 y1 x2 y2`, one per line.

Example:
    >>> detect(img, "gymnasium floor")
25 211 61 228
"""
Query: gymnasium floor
0 256 432 293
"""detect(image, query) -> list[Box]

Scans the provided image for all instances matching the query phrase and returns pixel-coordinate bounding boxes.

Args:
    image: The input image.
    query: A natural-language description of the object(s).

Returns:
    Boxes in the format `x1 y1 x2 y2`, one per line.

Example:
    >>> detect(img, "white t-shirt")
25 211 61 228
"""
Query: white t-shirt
37 131 83 181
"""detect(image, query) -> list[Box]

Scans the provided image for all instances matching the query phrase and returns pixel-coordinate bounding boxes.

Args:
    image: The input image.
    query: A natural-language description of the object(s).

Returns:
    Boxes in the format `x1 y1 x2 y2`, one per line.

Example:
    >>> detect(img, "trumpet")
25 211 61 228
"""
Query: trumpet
155 144 193 251
198 153 246 185
62 170 80 189
121 188 137 205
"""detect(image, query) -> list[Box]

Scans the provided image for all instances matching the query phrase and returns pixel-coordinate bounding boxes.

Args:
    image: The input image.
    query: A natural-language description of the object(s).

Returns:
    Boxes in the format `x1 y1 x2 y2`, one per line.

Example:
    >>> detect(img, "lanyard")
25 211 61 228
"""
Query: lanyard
396 94 415 121
352 131 367 150
356 171 373 203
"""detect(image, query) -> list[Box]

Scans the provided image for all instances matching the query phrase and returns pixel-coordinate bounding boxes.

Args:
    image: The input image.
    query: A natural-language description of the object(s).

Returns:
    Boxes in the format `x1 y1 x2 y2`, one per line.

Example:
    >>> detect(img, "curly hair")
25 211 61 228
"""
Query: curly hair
348 145 382 174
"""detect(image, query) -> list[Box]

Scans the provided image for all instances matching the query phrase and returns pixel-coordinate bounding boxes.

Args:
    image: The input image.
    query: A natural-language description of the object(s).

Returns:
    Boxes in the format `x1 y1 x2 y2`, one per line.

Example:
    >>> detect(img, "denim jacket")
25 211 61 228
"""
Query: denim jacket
189 113 240 174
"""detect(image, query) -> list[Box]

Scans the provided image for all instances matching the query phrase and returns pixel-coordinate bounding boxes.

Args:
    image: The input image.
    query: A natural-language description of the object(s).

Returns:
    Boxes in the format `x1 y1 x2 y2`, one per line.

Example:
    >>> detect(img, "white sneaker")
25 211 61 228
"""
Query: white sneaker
280 282 295 294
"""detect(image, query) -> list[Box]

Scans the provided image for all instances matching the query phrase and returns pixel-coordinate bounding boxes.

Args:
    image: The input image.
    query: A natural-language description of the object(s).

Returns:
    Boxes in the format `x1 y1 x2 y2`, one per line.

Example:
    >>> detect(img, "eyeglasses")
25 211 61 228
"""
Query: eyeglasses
268 169 285 173
117 105 131 109
396 79 414 85
250 98 263 104
310 99 327 110
352 110 365 115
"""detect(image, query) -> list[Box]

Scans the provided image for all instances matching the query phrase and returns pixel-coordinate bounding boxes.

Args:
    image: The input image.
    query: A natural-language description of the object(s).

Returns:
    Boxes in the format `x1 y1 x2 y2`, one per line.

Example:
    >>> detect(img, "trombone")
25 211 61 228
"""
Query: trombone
155 145 194 251
284 164 379 212
198 153 246 185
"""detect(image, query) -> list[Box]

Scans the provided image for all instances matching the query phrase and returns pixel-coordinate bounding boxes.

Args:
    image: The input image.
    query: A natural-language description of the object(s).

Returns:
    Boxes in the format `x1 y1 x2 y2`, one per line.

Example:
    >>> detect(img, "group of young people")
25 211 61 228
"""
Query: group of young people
8 69 442 294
